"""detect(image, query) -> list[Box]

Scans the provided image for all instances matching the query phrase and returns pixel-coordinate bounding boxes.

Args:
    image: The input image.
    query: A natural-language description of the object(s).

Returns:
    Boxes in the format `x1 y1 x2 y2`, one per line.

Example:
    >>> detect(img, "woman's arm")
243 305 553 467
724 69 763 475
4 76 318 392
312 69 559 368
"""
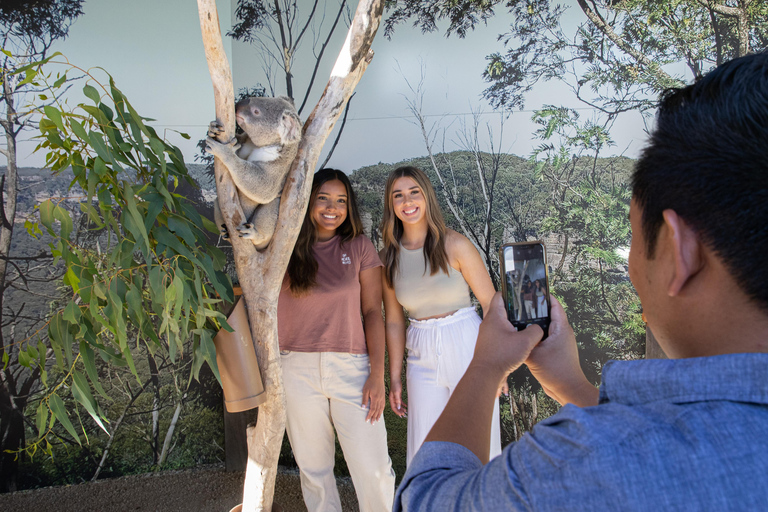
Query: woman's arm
380 253 408 417
360 265 387 423
447 231 508 394
448 231 495 317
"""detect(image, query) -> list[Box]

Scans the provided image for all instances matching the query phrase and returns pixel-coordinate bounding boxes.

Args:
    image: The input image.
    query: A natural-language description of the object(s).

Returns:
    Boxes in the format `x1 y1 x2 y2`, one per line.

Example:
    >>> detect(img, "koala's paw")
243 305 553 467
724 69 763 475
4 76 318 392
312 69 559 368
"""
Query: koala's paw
205 136 240 158
219 224 231 241
208 120 225 139
237 223 270 245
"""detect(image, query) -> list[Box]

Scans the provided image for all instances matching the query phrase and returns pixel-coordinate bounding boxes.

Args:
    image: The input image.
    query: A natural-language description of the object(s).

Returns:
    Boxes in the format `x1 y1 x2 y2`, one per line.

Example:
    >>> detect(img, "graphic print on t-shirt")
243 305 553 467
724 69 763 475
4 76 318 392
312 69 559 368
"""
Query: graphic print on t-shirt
341 253 351 265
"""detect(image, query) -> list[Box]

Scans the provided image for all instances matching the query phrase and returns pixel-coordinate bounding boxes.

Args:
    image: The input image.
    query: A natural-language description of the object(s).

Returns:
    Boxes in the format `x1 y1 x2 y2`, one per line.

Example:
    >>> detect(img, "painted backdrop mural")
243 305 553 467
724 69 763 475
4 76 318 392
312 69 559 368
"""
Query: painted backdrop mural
3 0 766 493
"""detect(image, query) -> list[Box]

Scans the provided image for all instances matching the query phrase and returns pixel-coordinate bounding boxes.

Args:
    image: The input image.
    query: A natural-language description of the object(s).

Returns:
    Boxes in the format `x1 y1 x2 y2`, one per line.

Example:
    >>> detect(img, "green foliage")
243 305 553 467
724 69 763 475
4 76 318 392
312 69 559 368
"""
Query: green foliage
10 53 233 457
499 378 559 445
384 0 500 39
531 107 644 381
386 0 768 116
481 0 768 113
0 0 84 48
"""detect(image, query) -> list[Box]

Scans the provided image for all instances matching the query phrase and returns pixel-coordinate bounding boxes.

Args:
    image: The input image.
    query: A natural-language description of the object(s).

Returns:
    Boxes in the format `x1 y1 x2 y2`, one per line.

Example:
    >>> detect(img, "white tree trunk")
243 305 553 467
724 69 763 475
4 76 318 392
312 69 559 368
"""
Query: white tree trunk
158 401 182 466
197 1 384 510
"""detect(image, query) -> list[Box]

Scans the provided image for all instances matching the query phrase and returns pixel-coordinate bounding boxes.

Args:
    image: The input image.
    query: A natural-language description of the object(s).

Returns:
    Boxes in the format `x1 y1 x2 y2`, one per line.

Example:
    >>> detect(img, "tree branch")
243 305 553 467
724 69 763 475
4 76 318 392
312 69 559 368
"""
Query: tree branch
576 0 675 85
198 1 383 509
695 0 740 17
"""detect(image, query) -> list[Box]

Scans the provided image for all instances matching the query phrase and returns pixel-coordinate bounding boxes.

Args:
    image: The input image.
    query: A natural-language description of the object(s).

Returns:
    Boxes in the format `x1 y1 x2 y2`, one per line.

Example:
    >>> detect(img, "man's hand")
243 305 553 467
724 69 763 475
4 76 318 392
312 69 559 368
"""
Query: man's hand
525 296 599 407
389 377 407 418
362 373 386 423
472 292 544 378
423 292 542 462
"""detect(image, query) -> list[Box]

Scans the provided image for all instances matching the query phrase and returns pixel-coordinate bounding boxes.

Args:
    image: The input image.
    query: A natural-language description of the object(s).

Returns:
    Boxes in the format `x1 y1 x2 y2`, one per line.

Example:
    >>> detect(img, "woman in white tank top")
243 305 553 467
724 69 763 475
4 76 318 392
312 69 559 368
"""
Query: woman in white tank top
379 166 503 466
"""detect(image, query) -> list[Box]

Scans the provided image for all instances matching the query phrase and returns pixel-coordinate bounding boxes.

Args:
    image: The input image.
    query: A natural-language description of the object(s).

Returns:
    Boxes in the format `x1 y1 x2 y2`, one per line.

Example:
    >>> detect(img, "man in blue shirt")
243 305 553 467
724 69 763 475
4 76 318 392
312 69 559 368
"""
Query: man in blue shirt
394 52 768 511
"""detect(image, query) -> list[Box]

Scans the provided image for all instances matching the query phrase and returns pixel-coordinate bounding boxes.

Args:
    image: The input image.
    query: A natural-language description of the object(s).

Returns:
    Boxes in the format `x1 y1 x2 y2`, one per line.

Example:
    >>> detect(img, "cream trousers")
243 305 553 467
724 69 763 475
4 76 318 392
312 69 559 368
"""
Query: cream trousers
405 307 502 466
281 351 395 512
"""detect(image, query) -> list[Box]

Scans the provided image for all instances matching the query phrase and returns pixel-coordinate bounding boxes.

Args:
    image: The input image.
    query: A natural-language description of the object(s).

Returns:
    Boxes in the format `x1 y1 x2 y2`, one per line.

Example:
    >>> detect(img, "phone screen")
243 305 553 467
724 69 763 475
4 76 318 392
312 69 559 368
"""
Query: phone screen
500 242 550 335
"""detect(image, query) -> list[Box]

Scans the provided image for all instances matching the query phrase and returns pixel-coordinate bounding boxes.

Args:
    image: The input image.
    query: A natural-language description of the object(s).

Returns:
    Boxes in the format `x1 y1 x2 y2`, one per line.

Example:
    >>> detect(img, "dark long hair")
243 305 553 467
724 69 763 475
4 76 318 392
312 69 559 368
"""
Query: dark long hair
287 168 364 296
380 166 450 288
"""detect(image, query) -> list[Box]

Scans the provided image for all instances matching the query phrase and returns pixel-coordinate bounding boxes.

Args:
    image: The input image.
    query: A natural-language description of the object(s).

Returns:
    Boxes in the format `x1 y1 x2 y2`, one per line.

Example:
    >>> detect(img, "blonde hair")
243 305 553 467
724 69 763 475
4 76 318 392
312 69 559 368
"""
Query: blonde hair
380 166 450 288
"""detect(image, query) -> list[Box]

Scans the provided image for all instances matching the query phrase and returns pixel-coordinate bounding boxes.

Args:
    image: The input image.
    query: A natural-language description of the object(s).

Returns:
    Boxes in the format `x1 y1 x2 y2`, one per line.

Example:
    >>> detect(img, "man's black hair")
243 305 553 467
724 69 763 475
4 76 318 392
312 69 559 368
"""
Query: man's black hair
633 51 768 311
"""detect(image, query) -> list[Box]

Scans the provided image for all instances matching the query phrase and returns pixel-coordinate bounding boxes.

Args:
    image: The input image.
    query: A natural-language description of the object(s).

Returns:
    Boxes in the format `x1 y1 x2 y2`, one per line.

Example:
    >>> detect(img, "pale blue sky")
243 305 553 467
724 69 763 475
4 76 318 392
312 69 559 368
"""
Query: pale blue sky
11 0 652 172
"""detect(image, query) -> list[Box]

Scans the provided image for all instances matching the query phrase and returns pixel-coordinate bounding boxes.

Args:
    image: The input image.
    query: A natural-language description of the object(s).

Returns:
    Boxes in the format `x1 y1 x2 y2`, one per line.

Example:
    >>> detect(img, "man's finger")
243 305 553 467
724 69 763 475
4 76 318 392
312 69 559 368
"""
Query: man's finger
549 296 567 325
518 323 544 346
488 292 507 319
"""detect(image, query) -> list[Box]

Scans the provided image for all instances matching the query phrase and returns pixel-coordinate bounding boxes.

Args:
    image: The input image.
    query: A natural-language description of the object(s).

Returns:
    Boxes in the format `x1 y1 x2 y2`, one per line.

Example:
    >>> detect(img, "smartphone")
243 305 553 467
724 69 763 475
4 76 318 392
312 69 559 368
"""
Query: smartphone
499 241 551 336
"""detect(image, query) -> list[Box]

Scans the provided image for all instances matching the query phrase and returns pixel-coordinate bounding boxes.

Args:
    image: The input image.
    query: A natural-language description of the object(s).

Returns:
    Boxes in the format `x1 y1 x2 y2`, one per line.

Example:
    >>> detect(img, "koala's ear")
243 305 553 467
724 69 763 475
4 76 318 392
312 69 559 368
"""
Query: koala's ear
279 111 302 144
277 95 295 107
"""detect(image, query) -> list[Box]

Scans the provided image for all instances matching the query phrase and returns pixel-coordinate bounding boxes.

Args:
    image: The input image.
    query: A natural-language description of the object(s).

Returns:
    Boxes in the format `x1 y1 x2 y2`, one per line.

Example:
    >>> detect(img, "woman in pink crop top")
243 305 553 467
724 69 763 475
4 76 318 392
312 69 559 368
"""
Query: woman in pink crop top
379 166 503 466
277 169 394 511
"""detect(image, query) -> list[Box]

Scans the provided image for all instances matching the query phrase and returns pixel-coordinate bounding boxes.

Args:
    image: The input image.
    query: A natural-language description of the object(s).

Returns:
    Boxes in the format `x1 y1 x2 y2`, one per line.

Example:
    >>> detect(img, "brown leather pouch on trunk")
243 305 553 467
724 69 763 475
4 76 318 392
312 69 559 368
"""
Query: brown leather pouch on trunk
214 296 266 412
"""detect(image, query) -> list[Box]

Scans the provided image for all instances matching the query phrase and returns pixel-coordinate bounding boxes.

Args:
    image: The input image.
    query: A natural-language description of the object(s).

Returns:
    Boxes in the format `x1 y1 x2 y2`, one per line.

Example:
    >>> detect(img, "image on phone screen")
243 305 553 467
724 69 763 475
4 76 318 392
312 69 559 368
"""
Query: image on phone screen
501 243 550 333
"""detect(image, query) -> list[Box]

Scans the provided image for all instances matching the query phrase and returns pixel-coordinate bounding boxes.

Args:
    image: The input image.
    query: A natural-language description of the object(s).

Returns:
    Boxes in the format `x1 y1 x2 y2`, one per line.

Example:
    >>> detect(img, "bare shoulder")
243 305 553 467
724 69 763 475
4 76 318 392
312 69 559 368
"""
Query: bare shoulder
445 229 476 257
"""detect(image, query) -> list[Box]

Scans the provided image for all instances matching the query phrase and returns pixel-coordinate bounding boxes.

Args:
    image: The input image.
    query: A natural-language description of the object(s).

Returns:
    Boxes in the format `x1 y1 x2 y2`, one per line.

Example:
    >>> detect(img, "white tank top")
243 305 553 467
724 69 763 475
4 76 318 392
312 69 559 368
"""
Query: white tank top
393 244 471 319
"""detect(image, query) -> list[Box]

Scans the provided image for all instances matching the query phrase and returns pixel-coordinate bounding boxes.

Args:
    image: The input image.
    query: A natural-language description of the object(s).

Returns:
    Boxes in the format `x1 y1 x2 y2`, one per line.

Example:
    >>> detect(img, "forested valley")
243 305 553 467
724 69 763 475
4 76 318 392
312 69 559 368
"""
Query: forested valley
4 146 643 487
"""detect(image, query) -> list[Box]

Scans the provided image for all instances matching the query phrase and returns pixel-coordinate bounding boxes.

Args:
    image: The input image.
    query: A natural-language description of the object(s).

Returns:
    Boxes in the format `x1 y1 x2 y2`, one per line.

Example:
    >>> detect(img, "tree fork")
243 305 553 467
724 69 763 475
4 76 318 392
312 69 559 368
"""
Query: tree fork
197 0 383 510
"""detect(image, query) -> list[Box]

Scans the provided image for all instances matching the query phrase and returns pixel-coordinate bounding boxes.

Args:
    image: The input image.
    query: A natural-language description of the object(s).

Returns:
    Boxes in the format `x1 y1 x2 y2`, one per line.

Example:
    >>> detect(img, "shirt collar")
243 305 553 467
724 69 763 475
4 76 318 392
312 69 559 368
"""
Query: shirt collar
599 353 768 406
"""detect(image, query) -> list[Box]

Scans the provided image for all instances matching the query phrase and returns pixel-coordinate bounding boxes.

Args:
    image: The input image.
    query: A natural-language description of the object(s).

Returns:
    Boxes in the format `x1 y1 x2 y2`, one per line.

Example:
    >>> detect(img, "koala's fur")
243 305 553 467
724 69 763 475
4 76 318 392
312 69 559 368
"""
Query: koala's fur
206 95 302 250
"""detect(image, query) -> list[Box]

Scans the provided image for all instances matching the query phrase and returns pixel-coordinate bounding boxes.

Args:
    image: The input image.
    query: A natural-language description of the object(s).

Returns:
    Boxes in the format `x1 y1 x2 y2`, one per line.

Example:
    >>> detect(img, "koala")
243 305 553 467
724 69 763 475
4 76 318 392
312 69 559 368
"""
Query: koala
205 95 302 250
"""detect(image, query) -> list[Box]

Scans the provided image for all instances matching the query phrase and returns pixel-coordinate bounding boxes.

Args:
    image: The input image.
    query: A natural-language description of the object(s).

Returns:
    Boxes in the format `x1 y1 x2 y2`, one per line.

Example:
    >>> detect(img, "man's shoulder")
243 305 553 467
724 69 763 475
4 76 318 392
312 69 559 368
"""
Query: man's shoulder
509 389 768 509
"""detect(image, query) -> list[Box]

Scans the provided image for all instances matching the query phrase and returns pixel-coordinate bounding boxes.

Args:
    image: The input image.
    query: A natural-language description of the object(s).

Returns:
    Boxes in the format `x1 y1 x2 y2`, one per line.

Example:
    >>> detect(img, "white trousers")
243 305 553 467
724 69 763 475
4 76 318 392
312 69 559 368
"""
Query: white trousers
405 307 502 465
281 351 395 512
524 299 535 319
537 295 548 318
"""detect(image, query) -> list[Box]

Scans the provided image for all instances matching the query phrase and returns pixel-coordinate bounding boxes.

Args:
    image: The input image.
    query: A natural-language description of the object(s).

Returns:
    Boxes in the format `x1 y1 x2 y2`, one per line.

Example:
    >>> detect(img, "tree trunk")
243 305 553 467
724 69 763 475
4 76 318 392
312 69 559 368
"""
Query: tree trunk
0 56 22 495
0 75 19 297
0 385 24 492
158 401 182 466
197 1 383 510
148 353 161 465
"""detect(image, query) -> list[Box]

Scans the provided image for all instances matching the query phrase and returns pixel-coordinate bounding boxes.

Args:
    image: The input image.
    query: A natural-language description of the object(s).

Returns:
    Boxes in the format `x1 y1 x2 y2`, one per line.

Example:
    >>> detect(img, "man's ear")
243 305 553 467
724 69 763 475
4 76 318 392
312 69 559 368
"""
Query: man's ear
661 209 702 296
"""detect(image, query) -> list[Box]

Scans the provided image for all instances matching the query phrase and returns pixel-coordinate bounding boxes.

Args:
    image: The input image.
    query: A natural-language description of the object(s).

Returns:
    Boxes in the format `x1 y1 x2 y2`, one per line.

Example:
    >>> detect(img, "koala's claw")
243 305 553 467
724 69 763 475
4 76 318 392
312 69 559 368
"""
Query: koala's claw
208 120 224 138
236 223 269 244
205 137 240 158
206 120 240 156
219 224 231 241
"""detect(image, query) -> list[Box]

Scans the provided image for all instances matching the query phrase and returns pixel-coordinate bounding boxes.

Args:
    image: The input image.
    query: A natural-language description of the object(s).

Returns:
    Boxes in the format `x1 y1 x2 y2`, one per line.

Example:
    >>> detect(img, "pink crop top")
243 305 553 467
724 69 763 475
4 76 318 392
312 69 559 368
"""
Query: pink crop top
392 244 471 319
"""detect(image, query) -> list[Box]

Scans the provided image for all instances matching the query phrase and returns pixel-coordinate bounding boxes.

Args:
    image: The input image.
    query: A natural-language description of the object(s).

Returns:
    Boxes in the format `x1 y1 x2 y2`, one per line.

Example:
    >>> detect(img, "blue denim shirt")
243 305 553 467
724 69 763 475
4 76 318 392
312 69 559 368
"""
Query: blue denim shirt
394 353 768 511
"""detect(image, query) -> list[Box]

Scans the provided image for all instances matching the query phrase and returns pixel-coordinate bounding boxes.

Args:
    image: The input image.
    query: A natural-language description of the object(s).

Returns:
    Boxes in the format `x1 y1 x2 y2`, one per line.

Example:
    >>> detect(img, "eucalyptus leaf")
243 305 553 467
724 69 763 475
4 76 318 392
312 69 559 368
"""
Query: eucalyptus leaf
35 401 49 438
83 84 100 104
88 131 112 162
79 341 109 399
49 394 81 445
70 118 88 141
63 301 81 323
72 371 109 434
43 105 65 132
